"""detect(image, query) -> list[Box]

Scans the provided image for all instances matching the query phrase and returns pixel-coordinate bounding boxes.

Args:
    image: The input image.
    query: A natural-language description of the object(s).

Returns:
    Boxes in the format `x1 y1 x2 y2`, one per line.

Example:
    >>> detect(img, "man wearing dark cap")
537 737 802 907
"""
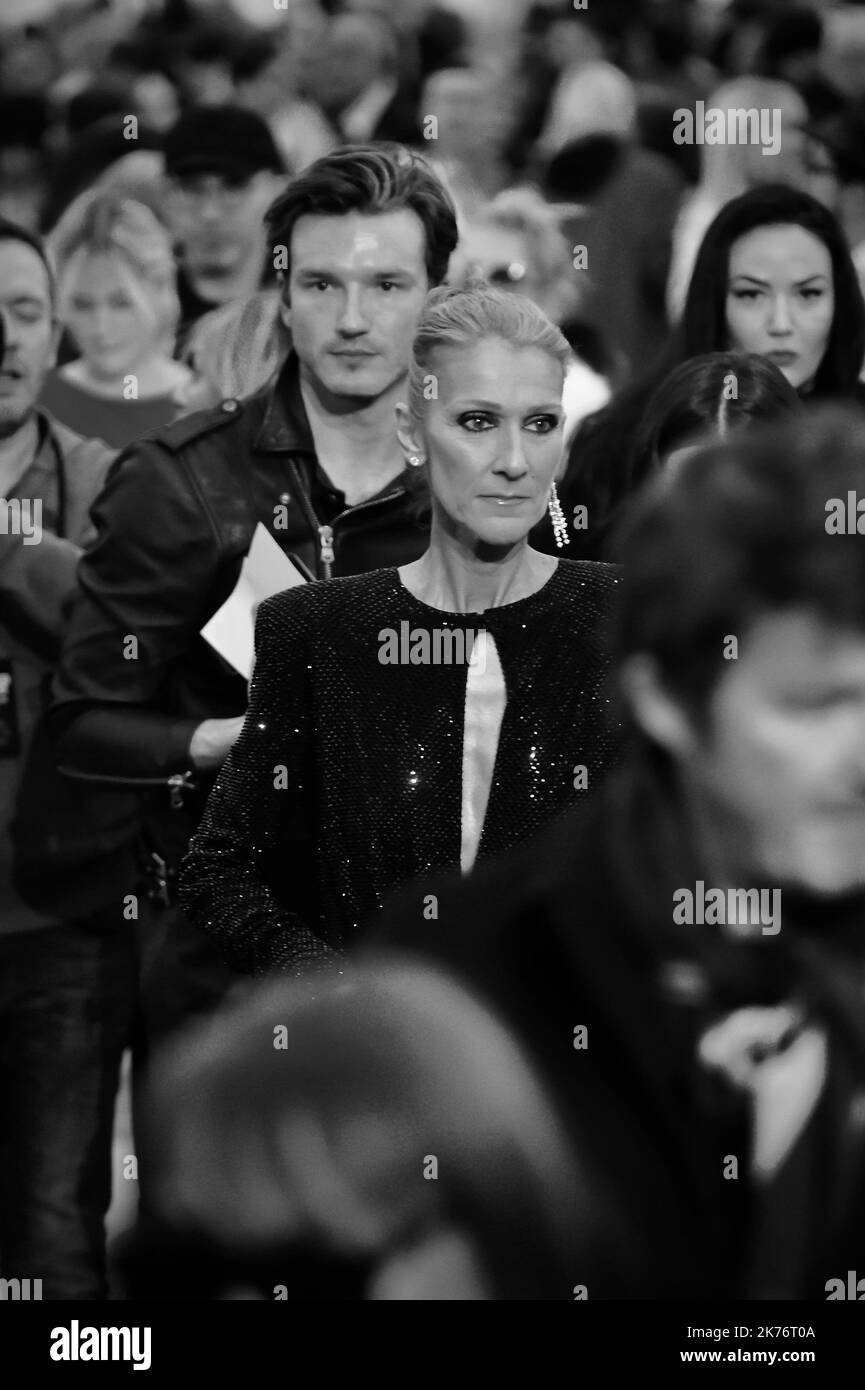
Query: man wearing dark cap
163 104 287 348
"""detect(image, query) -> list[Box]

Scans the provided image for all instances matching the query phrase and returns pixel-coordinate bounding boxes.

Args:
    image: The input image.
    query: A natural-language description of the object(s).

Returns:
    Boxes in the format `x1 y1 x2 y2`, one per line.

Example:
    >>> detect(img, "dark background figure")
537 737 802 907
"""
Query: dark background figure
805 94 865 298
756 6 843 121
0 218 136 1299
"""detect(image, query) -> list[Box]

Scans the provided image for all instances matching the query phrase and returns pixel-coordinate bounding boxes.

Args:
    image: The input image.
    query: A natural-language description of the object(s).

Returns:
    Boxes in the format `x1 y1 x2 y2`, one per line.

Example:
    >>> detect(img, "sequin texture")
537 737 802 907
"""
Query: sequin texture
179 561 622 976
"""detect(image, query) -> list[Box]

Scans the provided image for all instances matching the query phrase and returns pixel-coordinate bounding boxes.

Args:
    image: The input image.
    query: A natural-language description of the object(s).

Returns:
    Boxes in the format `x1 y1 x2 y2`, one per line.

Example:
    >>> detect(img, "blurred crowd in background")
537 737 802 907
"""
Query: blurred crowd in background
7 0 865 420
4 0 865 1307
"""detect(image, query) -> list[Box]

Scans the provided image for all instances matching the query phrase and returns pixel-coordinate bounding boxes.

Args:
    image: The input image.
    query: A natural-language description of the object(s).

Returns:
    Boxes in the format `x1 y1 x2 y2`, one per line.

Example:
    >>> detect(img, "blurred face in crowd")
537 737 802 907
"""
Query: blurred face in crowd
725 224 834 392
631 610 865 898
281 209 430 406
397 337 565 550
62 251 164 382
132 72 181 134
740 90 808 191
0 237 58 439
307 16 389 116
167 169 283 298
451 222 559 321
420 71 504 160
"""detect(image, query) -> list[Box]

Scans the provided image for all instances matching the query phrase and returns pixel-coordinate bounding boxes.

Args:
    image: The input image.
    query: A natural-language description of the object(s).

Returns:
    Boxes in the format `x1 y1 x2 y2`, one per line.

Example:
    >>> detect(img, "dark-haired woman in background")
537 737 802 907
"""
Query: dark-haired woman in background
585 352 801 555
553 185 865 559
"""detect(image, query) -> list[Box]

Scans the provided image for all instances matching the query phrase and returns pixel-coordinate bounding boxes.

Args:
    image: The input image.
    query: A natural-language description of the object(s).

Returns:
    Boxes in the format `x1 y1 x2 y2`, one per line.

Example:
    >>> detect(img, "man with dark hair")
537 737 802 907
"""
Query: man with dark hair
0 217 136 1298
49 143 459 1047
371 407 865 1299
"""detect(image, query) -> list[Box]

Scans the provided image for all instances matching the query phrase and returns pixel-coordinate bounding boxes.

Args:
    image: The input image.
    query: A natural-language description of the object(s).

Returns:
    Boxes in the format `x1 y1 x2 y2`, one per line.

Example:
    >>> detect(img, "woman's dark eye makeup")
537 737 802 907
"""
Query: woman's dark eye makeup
456 411 561 432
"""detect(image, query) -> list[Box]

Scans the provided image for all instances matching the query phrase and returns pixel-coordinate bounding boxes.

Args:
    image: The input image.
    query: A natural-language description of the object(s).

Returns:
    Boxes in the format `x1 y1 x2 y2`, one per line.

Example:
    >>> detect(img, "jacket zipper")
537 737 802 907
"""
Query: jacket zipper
58 765 197 809
285 459 405 578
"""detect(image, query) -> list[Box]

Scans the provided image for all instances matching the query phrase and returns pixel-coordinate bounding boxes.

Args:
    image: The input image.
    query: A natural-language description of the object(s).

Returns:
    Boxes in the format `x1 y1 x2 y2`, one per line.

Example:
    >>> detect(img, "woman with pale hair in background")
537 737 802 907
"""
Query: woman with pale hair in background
666 77 809 323
449 186 613 440
40 189 194 447
127 960 623 1300
180 286 290 410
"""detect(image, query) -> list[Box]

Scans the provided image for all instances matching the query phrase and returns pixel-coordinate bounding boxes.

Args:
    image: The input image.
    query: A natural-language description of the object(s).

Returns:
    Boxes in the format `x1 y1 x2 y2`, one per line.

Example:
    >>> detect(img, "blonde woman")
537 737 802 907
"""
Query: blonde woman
41 191 193 447
180 284 621 978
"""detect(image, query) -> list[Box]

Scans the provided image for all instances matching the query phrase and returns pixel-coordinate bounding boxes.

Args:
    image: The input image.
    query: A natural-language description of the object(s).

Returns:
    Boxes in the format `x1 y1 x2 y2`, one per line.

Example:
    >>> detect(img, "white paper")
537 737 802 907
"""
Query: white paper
201 523 307 679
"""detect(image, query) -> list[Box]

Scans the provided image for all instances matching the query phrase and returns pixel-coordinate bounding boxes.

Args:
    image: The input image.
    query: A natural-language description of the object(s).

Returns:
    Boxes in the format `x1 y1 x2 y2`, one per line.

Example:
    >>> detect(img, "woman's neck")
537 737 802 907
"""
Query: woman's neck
399 530 558 613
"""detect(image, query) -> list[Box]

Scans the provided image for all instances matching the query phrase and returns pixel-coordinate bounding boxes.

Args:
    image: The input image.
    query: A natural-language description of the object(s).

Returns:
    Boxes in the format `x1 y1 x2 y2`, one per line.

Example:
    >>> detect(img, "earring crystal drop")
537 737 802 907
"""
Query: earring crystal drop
548 481 569 548
407 455 424 468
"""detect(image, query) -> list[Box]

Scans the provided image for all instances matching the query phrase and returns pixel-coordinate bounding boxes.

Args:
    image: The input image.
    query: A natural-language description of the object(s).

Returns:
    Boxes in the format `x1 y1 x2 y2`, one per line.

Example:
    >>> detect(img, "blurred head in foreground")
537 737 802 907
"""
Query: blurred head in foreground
133 961 602 1299
616 406 865 900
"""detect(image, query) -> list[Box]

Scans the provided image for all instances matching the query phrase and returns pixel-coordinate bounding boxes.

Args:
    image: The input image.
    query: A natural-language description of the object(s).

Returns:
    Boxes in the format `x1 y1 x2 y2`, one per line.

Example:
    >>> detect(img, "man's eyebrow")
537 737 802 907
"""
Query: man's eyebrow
294 268 417 277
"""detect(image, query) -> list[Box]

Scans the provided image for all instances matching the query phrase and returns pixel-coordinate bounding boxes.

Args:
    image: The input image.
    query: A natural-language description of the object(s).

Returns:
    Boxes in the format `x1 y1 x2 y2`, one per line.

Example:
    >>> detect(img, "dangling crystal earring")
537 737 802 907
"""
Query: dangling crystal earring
548 481 569 547
407 455 425 468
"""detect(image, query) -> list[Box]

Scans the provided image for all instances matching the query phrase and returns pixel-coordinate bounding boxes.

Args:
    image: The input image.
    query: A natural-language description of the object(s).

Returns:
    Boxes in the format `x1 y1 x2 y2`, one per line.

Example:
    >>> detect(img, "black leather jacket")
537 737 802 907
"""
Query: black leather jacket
48 353 430 869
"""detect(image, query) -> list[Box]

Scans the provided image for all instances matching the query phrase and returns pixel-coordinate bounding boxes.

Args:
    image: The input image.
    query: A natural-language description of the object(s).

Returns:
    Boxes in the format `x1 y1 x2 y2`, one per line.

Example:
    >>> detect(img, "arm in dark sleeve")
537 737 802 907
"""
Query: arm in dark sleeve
0 438 113 657
48 441 219 777
0 531 85 658
179 592 339 979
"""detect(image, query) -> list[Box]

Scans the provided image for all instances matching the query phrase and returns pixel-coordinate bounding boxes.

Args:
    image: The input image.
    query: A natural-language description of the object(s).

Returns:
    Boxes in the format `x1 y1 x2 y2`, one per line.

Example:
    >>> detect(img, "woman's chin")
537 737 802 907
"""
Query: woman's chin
466 512 541 546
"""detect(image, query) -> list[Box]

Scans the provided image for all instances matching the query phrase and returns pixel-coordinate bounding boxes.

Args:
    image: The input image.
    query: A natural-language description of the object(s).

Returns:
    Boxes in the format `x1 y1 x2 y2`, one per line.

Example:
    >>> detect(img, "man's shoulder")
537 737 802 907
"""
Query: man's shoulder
152 395 261 453
44 411 112 466
42 410 115 500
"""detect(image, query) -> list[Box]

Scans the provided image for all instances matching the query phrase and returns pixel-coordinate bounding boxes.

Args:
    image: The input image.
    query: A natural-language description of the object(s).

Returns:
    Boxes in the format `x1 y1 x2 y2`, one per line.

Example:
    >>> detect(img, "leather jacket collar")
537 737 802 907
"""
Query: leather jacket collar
255 351 316 456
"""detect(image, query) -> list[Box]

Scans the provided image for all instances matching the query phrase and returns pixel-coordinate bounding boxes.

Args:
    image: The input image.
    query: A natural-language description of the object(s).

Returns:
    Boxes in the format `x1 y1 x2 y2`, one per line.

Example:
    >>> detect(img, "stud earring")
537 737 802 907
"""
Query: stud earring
407 455 425 468
548 481 570 548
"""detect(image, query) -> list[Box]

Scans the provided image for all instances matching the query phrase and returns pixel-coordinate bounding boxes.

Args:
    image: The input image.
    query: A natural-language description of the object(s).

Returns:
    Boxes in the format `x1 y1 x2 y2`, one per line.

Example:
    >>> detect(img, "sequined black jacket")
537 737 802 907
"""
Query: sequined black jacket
179 560 621 976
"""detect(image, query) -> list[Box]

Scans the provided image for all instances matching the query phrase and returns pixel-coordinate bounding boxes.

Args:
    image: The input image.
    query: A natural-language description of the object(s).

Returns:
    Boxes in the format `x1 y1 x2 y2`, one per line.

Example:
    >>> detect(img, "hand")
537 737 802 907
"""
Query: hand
188 715 246 772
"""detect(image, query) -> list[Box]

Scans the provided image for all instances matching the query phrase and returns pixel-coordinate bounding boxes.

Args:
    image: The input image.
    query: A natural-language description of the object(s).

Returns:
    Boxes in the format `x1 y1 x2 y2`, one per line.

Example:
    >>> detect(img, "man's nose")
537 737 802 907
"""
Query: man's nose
336 286 370 336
